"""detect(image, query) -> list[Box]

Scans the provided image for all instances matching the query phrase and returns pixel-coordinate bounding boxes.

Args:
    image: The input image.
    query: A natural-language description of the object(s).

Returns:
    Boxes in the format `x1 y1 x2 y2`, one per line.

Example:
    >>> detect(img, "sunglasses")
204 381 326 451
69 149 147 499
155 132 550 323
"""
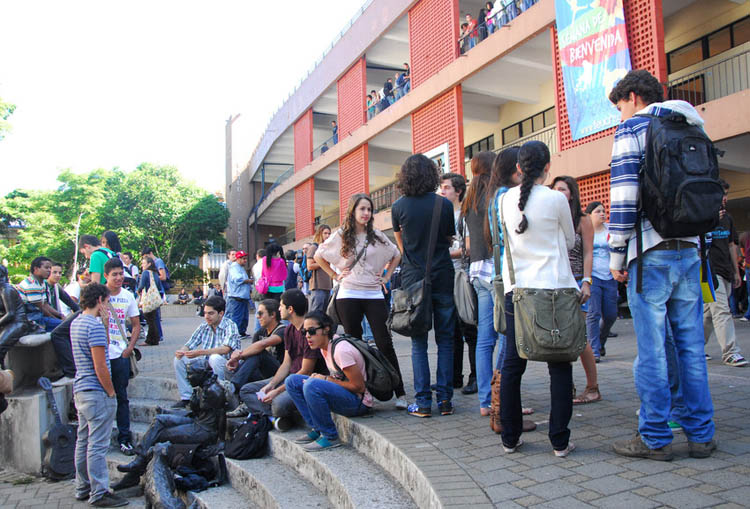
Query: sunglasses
256 310 266 317
300 326 324 336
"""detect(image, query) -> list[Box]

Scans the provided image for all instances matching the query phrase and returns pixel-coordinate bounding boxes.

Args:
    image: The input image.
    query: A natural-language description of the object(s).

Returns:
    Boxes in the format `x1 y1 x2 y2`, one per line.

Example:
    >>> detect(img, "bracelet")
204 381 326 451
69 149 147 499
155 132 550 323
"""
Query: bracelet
581 277 592 285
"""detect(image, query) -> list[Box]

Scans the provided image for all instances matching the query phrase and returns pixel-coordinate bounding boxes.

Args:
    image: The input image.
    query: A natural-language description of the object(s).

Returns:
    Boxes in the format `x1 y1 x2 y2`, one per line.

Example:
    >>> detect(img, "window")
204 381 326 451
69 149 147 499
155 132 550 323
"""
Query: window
464 135 495 161
501 107 555 146
667 16 750 73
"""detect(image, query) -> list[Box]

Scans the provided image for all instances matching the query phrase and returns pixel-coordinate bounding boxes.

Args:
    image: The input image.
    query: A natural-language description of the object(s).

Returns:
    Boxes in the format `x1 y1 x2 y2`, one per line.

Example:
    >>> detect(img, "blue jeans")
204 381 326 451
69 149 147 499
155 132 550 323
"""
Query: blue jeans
42 316 62 332
586 276 618 357
155 307 164 341
226 297 249 336
665 324 687 424
310 289 330 313
361 317 374 341
110 356 131 445
285 374 369 440
745 268 750 320
229 350 280 392
75 390 117 502
411 291 455 407
627 247 714 448
473 278 504 408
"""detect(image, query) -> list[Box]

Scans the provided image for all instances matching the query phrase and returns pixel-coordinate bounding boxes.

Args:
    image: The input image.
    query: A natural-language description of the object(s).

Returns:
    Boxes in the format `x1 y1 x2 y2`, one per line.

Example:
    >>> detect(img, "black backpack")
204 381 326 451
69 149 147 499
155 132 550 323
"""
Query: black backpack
224 416 272 460
330 334 402 402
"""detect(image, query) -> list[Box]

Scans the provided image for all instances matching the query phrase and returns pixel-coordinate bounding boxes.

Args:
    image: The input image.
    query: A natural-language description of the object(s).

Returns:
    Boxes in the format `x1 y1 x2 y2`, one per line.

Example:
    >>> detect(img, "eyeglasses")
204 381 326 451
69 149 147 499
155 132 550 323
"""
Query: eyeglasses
300 326 324 336
256 310 266 317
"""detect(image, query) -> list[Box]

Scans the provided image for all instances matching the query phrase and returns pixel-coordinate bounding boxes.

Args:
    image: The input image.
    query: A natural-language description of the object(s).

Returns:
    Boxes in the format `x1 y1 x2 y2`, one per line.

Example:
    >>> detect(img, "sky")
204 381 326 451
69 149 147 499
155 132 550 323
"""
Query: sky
0 1 366 196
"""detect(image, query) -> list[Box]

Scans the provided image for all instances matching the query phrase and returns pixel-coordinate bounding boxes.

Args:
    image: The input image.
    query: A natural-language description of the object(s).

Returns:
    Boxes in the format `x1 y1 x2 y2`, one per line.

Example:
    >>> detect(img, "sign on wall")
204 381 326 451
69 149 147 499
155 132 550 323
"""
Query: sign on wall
423 143 450 174
555 0 632 140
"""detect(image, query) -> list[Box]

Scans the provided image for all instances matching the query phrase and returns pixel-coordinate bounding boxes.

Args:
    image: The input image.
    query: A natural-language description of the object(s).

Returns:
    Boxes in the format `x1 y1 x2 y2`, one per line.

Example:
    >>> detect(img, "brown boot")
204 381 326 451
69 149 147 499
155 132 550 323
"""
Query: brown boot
490 370 502 434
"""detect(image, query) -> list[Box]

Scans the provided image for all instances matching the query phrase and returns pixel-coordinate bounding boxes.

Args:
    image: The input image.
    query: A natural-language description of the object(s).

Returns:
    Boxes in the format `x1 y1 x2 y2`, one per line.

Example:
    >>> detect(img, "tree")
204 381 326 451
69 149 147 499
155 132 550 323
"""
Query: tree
0 98 16 141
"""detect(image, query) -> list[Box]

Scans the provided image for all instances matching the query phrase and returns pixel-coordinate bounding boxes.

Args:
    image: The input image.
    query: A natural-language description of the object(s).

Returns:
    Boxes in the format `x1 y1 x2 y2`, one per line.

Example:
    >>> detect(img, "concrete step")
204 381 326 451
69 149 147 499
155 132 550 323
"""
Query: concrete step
268 432 417 509
185 483 257 509
226 455 332 509
128 397 178 424
128 376 179 400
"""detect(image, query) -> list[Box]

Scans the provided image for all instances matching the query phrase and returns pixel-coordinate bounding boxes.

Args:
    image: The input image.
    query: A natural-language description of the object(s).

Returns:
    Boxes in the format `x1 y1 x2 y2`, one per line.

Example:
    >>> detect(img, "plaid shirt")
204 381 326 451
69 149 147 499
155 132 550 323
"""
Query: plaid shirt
184 316 240 357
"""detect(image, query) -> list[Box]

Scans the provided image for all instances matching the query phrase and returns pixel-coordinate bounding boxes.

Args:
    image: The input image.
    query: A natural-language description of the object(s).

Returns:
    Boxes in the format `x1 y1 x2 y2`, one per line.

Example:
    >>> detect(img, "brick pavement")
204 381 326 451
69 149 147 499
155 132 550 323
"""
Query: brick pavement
2 313 750 508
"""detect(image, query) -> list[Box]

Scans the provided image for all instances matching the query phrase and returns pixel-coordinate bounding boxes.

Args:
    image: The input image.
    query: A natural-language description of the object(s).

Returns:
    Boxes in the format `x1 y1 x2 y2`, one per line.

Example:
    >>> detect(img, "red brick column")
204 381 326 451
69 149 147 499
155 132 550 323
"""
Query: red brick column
338 144 369 223
408 0 460 88
412 86 465 175
294 109 313 172
295 179 315 239
337 58 367 137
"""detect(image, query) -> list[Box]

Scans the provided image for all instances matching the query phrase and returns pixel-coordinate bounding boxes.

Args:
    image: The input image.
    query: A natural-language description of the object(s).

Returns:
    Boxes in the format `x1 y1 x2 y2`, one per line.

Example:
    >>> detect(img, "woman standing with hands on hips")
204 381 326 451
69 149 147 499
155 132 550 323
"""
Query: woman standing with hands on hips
314 193 407 409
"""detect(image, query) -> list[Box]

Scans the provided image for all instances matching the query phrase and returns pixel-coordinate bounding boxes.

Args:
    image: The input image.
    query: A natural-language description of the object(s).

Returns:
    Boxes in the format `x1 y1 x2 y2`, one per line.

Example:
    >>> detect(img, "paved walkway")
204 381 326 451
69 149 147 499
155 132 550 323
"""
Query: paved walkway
2 308 750 508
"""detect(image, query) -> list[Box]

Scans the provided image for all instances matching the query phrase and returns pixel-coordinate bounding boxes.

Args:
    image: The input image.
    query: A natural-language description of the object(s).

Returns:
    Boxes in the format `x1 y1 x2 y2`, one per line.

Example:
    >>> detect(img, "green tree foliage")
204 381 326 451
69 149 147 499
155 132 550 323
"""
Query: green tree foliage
0 165 229 276
0 98 16 141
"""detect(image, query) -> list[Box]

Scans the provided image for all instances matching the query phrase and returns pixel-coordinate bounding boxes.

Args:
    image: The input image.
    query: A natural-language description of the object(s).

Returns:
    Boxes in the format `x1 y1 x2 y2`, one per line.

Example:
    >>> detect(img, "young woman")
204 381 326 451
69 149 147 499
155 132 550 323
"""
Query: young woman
499 141 578 458
137 257 163 346
585 201 618 359
307 223 334 314
551 177 601 405
314 193 406 408
286 311 372 451
463 151 500 416
260 244 286 301
101 230 122 255
313 224 332 245
391 155 457 417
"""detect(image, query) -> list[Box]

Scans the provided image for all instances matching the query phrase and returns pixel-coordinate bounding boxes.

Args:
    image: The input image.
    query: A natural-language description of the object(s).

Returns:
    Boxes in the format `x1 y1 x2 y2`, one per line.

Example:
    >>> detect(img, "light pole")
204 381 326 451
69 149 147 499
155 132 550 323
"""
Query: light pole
72 212 84 273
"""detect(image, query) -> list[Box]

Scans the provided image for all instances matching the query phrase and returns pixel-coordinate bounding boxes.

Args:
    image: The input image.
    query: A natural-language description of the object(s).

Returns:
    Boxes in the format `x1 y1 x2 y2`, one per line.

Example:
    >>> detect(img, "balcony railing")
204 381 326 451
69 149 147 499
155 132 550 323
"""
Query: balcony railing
667 48 750 107
371 181 402 213
367 81 411 121
464 124 558 175
312 134 338 160
250 166 294 218
458 0 539 55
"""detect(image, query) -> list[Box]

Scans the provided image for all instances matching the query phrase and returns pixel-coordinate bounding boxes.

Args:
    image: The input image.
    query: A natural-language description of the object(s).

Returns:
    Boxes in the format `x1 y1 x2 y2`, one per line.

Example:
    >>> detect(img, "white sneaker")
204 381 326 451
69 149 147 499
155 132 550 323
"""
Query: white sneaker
51 376 75 387
740 317 749 322
724 354 749 367
394 397 408 410
554 442 575 458
503 439 523 453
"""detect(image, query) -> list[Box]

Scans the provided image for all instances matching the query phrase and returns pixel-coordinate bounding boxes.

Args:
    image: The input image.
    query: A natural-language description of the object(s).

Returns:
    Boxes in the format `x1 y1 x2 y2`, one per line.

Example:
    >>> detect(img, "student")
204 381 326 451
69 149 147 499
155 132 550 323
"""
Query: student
307 225 333 313
47 261 80 316
79 235 115 285
136 257 163 346
16 256 65 331
287 311 371 451
71 283 128 507
260 244 287 301
103 258 141 455
226 251 252 337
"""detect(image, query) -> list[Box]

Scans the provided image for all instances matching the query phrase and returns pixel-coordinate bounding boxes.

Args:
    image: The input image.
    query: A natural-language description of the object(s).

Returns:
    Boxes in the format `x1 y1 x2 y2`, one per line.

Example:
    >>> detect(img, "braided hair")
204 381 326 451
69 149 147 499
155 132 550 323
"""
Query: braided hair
516 141 550 234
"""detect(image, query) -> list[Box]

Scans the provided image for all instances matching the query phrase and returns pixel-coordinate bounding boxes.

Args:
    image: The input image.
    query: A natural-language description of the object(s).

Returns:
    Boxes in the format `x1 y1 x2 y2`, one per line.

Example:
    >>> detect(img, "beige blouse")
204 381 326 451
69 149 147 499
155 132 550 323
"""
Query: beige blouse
316 229 399 292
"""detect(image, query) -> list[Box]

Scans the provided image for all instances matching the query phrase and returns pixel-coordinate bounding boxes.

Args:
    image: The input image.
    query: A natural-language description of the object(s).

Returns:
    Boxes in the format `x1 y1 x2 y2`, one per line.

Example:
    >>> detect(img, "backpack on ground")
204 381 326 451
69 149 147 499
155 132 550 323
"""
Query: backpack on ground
224 415 272 460
330 334 402 402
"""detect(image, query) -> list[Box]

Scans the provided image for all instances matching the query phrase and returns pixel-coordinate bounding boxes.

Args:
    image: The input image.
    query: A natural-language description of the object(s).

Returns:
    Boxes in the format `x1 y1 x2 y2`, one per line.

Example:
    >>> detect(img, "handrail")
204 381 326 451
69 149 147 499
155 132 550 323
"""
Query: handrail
371 181 401 213
666 47 750 106
458 0 539 54
494 123 557 154
366 80 411 120
312 134 338 160
250 166 294 217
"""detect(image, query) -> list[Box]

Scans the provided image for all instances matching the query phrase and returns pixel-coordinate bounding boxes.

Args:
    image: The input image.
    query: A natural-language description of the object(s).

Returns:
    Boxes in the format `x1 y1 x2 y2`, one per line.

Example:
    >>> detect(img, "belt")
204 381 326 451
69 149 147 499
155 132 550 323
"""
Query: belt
650 240 697 251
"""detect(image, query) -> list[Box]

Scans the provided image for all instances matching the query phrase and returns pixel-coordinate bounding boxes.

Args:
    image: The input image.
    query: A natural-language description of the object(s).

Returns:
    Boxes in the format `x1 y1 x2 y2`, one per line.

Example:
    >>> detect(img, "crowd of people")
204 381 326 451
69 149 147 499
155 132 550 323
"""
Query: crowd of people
460 1 539 54
367 63 411 120
4 69 750 506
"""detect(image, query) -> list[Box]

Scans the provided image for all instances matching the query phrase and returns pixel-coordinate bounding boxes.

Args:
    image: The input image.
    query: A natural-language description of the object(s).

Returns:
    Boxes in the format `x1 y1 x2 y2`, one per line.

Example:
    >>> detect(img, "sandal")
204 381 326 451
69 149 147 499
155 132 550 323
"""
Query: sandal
522 407 534 415
573 385 602 405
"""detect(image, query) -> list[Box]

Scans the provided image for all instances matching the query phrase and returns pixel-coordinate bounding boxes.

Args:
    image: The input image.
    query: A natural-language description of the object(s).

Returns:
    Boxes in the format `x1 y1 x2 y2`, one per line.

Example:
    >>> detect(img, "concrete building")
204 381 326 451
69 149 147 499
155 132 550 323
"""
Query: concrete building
226 0 750 253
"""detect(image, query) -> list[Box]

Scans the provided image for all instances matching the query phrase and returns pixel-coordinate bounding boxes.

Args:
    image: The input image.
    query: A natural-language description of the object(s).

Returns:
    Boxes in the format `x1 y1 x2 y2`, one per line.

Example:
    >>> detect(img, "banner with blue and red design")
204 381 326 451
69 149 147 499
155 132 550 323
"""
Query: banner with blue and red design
555 0 632 140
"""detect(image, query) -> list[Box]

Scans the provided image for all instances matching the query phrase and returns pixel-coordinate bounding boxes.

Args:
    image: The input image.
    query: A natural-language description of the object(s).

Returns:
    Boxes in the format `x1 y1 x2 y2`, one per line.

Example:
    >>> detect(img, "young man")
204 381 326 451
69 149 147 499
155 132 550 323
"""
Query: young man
65 268 91 306
306 242 332 313
80 235 115 285
331 120 338 144
608 69 715 460
71 283 128 507
47 261 80 316
439 173 478 394
120 252 138 281
103 258 141 455
16 256 65 331
704 180 747 367
217 250 237 294
225 298 286 396
226 250 252 337
173 295 240 407
236 289 327 430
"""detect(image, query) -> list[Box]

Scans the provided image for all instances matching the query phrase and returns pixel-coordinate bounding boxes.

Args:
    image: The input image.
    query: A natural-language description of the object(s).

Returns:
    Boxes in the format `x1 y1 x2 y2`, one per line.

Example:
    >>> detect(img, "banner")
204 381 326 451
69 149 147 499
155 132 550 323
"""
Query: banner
555 0 632 140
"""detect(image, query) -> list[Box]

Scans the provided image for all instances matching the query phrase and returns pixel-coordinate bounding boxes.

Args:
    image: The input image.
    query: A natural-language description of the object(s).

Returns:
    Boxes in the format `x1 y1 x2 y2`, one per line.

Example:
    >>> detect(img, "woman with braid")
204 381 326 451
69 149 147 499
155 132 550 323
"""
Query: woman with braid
499 140 577 458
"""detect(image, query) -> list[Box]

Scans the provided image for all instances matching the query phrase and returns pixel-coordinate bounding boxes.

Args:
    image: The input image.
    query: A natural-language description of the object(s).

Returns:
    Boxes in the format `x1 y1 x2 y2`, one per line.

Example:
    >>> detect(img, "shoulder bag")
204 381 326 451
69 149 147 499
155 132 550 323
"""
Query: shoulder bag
490 190 507 334
141 272 163 314
389 195 443 337
255 264 270 295
499 193 587 363
453 216 477 325
326 233 368 326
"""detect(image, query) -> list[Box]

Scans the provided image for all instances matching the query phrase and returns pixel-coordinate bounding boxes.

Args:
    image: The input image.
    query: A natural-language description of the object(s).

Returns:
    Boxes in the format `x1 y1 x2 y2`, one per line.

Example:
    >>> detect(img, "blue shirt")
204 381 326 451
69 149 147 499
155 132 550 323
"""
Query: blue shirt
71 314 110 393
227 261 251 299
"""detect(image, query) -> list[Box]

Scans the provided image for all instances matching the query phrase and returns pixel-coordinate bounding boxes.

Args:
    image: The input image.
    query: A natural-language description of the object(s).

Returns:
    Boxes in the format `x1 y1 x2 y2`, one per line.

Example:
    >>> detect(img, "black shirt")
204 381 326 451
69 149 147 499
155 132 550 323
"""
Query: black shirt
252 323 286 364
391 193 455 289
708 213 738 283
463 194 491 263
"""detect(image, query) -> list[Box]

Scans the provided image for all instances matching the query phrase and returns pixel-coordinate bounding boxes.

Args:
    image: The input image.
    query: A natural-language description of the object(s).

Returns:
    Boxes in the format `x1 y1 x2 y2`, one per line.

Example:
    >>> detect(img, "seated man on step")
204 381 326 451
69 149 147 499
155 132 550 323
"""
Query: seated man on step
173 296 240 408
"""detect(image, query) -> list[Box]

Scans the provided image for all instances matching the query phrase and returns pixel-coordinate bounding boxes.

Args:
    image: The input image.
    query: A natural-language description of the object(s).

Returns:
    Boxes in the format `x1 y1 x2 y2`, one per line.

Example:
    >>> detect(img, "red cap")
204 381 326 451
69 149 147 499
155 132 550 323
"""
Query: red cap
235 250 249 259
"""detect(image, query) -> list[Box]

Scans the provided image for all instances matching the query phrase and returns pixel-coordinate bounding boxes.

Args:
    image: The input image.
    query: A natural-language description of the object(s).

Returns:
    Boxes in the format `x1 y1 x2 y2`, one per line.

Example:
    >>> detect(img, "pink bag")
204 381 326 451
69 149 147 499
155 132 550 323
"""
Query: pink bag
255 265 270 295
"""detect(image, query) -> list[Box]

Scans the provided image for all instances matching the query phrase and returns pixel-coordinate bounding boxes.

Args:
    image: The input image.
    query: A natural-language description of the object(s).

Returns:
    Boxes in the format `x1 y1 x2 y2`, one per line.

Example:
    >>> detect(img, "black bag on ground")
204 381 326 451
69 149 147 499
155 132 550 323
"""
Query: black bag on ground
389 195 443 337
330 334 402 402
224 415 272 459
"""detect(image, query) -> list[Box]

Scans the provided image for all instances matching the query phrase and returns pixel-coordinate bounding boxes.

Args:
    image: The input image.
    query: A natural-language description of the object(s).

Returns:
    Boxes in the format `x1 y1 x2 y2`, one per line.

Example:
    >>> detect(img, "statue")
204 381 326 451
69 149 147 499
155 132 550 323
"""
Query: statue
0 265 43 369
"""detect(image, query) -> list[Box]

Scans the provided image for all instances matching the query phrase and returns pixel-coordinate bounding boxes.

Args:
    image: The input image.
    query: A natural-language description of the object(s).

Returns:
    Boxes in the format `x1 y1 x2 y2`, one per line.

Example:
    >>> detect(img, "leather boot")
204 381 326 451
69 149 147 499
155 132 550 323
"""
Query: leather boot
490 370 502 434
117 453 148 474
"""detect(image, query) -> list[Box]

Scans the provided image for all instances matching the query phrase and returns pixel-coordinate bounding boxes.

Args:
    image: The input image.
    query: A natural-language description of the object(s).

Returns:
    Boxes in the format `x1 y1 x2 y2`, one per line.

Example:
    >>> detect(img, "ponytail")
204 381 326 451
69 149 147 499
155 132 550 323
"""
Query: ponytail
515 141 550 234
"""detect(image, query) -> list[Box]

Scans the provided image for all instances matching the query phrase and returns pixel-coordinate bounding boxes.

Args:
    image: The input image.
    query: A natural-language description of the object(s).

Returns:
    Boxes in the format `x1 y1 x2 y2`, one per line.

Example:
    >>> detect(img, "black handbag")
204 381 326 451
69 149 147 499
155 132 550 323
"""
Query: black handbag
389 195 444 337
453 217 477 325
326 235 368 326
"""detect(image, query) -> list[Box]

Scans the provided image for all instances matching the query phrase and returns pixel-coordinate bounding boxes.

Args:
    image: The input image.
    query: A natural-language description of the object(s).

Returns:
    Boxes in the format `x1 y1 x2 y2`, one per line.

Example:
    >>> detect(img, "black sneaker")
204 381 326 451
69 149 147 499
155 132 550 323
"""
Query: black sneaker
89 492 129 507
119 442 135 456
438 400 454 416
461 379 478 395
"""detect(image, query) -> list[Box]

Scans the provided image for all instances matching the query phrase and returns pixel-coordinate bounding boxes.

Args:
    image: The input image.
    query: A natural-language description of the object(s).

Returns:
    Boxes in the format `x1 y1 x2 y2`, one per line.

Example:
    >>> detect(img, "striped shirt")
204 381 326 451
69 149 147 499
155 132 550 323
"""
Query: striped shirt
71 313 110 394
15 276 48 304
184 316 240 357
608 101 701 270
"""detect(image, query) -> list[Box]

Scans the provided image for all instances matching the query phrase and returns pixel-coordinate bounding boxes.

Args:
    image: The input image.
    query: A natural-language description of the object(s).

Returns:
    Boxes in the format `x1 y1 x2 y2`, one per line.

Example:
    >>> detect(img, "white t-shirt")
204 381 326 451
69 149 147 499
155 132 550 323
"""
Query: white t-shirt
61 281 82 315
106 288 140 359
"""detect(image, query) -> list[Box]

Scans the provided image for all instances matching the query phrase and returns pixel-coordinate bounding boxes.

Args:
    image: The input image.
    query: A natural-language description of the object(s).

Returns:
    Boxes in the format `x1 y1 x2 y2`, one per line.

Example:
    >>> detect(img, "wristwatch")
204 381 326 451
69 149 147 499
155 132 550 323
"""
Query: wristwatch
581 277 592 285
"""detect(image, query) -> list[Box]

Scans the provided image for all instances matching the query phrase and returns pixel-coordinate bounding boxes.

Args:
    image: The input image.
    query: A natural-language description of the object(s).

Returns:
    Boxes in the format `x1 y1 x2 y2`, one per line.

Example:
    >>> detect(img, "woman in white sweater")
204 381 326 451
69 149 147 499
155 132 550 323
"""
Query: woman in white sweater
499 140 577 458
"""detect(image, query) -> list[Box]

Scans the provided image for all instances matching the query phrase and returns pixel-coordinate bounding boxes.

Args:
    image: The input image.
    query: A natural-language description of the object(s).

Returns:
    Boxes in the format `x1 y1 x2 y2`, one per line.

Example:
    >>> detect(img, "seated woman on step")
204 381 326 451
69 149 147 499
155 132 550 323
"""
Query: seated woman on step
286 311 372 451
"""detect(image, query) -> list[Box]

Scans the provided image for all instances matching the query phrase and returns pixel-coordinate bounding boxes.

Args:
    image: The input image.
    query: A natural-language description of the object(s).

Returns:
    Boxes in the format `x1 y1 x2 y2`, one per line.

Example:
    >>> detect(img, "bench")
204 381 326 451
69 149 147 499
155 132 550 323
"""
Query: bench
5 332 61 390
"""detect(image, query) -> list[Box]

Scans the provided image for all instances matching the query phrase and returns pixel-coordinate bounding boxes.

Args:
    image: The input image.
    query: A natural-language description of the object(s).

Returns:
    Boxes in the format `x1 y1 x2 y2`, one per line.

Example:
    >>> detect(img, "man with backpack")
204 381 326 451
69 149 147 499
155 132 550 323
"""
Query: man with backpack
607 70 717 461
80 235 115 285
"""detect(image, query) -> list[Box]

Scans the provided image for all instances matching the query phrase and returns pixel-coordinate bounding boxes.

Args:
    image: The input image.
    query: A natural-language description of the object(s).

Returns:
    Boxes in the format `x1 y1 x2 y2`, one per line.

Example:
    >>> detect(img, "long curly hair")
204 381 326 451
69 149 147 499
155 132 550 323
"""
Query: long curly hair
516 141 550 234
340 194 383 258
484 146 520 247
396 154 440 197
551 175 583 230
313 224 331 244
